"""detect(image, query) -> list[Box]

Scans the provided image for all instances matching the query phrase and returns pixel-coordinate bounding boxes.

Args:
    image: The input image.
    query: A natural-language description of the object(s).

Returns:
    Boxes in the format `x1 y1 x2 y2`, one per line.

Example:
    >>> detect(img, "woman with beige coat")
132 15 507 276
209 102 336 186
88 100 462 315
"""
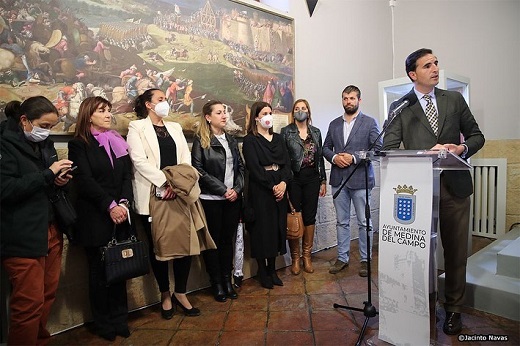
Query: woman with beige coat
127 88 211 317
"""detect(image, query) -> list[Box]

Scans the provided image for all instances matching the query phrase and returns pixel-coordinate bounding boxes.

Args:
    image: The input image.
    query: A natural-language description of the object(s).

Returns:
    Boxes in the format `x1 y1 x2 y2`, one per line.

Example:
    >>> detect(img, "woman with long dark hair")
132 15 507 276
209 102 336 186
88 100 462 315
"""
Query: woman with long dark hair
242 101 291 289
1 96 72 345
68 96 133 341
191 100 244 301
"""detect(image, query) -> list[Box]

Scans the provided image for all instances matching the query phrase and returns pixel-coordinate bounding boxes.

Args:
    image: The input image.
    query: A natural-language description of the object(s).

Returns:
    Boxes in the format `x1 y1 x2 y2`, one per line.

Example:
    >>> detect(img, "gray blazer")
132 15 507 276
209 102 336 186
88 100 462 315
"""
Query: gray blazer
323 112 381 189
382 88 484 198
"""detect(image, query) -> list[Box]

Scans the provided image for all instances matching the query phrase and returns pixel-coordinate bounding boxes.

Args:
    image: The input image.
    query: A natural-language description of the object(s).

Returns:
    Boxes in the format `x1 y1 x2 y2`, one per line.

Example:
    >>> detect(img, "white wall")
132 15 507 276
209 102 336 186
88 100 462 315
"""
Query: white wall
284 0 520 141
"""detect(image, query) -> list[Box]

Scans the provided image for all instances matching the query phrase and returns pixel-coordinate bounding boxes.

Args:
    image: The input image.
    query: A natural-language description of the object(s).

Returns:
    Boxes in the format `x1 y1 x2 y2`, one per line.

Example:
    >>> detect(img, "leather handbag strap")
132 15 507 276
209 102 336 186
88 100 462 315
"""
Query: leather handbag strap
286 192 296 213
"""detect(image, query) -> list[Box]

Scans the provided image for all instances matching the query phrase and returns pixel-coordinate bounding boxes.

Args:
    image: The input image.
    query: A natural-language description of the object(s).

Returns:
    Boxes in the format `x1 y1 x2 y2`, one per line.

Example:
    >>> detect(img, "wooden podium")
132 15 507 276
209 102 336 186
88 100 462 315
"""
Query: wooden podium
377 149 471 345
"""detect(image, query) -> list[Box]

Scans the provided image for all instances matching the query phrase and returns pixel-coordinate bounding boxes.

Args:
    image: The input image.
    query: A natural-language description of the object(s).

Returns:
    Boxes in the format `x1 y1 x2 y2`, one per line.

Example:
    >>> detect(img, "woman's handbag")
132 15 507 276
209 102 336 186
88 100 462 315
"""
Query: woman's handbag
286 193 304 240
50 189 77 241
101 220 150 285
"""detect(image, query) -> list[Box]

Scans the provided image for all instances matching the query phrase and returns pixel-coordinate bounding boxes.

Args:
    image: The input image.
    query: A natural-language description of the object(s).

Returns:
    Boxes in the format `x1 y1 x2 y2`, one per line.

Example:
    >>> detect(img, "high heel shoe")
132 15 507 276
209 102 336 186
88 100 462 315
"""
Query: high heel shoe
160 296 175 320
172 294 201 316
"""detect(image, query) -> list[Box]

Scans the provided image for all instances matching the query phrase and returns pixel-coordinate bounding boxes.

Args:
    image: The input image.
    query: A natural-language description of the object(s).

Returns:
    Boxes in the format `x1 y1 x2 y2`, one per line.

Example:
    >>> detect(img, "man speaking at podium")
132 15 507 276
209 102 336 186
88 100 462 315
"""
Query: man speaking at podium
382 48 484 335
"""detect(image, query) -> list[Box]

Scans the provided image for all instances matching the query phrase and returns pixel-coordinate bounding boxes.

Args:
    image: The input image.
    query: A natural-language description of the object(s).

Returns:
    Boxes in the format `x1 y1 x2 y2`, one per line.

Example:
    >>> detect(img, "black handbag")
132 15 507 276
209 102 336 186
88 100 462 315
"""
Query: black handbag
101 224 150 285
50 189 77 241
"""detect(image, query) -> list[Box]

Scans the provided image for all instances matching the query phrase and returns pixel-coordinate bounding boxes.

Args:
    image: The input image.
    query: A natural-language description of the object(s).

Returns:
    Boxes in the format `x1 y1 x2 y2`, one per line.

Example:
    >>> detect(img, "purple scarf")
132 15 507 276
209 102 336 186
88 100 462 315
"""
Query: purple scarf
91 128 129 167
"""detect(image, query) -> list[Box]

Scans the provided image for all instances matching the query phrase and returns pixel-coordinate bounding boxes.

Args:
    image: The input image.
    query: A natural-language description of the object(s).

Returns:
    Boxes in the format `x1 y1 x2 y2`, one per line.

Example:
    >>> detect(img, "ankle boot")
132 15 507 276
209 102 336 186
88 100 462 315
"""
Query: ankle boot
256 259 273 289
267 257 283 286
211 282 227 302
302 225 315 273
288 239 301 275
222 274 238 299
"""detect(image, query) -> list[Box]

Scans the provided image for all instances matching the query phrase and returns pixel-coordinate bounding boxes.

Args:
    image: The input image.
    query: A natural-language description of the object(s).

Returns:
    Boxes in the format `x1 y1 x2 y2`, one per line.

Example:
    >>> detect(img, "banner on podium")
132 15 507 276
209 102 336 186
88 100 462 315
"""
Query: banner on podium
378 157 433 345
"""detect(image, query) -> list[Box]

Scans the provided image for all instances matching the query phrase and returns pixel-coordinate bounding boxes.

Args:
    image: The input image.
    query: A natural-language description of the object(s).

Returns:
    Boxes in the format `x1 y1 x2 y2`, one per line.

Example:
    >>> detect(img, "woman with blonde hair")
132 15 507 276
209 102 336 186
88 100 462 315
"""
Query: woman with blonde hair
191 100 244 302
281 99 327 275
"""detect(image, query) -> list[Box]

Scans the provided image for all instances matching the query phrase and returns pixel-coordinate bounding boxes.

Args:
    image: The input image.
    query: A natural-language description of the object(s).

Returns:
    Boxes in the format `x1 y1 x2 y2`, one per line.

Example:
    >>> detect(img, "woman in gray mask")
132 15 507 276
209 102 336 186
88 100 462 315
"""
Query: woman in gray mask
280 99 327 275
1 96 73 345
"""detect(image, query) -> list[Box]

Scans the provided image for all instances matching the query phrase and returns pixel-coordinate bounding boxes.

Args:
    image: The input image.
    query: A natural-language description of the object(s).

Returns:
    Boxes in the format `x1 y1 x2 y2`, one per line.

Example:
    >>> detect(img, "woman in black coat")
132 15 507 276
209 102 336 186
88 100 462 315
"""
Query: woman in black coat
191 100 244 302
1 96 73 345
68 97 133 341
242 101 291 289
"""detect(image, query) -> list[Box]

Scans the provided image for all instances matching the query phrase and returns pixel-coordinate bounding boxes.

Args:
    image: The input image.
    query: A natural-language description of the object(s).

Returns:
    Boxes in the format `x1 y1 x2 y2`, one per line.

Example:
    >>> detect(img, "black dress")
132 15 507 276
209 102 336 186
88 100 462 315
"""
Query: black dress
242 133 291 258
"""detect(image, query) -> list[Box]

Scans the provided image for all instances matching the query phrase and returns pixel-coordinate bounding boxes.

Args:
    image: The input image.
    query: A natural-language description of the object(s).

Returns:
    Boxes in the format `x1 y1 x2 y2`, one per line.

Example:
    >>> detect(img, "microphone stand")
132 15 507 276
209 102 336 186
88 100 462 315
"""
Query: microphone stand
332 108 403 346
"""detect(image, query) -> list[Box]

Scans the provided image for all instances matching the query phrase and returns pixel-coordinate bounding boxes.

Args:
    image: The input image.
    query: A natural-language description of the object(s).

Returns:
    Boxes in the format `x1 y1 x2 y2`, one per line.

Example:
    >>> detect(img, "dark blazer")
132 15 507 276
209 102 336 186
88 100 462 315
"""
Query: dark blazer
68 136 133 247
191 133 245 196
280 123 326 183
382 88 485 198
323 112 381 189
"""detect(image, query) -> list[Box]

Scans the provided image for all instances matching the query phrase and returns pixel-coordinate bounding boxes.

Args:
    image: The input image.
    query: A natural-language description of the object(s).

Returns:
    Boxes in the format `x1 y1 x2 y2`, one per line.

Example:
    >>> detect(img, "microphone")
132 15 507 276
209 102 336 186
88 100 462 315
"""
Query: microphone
389 98 410 118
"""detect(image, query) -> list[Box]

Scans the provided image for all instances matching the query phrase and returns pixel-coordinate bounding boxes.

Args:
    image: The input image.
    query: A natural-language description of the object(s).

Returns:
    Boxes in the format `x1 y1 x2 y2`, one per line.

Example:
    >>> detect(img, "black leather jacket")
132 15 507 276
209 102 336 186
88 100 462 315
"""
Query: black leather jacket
280 123 326 183
191 133 245 196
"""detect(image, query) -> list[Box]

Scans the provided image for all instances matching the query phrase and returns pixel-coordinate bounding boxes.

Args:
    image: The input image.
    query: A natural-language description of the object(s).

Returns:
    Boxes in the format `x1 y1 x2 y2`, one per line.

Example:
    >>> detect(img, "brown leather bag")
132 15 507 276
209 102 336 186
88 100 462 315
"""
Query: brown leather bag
286 193 304 240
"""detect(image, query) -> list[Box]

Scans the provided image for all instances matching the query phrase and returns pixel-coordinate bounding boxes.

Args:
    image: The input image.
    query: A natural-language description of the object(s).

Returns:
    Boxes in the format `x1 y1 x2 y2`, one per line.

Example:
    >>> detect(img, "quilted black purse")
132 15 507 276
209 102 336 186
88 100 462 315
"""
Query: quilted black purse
101 223 150 285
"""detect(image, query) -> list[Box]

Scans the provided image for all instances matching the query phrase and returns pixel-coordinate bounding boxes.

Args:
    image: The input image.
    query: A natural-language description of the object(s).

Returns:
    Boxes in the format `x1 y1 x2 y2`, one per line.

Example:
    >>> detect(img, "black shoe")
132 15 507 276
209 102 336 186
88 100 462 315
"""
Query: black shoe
115 326 131 338
233 275 243 288
223 276 238 299
161 305 175 320
260 275 274 289
271 272 284 286
443 312 462 335
212 283 227 302
172 294 201 316
256 259 273 289
98 331 116 342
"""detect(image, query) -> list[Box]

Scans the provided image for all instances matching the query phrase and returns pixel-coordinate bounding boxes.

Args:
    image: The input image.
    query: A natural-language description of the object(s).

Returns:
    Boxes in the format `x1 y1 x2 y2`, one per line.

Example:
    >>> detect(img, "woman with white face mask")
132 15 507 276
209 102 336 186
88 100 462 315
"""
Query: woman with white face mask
0 96 73 345
280 99 327 275
242 101 291 289
126 88 202 318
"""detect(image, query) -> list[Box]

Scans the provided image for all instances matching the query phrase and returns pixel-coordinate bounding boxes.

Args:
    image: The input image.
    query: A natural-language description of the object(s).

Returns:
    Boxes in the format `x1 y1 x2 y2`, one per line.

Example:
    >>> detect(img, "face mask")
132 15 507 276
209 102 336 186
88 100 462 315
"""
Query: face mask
294 111 308 122
24 122 51 142
258 114 273 129
153 101 170 118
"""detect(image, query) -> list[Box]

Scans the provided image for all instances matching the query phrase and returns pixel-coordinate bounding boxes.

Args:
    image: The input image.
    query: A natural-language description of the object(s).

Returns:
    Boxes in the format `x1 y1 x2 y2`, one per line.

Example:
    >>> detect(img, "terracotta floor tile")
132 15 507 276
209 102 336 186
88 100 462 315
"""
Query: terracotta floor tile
266 331 314 345
168 330 219 346
269 294 308 311
268 279 306 295
190 288 233 311
268 310 311 331
177 310 227 330
230 294 269 311
314 330 361 346
219 330 266 346
311 310 357 331
305 279 343 295
224 310 267 331
309 293 347 311
122 328 175 345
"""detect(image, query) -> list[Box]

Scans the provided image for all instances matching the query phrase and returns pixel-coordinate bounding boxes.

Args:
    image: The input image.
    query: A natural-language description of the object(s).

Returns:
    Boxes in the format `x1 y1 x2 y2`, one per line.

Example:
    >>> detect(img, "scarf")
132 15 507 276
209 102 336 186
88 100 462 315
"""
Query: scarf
91 128 129 167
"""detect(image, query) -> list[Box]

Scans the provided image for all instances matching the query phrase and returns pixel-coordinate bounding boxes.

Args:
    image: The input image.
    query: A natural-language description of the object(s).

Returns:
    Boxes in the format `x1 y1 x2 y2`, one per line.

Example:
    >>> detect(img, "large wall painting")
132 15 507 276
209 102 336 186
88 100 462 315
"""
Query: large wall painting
0 0 294 136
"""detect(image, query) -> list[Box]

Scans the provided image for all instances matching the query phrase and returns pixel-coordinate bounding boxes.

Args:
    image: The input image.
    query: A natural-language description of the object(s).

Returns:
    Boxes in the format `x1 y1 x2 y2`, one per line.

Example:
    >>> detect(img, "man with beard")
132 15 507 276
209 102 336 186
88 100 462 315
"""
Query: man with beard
323 85 381 276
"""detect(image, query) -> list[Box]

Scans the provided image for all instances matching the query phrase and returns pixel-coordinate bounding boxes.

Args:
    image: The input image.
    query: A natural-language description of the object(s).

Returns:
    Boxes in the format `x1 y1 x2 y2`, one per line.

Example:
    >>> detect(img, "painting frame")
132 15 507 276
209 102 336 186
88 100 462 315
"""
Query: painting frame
0 0 295 137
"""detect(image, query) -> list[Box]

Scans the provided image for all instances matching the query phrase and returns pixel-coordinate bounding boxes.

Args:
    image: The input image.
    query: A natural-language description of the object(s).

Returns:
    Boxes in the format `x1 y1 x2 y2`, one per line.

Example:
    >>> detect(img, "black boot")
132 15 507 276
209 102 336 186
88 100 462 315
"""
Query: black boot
211 282 227 302
267 257 283 286
223 274 238 299
256 259 273 289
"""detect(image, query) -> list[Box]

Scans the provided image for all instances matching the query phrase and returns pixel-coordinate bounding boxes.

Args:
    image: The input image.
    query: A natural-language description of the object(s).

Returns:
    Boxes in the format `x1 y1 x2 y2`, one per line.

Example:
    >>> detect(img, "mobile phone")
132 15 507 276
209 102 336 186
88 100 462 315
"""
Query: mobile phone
69 165 78 172
59 166 77 177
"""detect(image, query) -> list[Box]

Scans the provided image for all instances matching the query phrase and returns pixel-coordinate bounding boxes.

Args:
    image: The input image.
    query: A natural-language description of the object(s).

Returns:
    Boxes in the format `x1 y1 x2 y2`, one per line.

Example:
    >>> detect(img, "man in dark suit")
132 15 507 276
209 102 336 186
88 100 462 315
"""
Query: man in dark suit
383 48 485 335
323 85 381 276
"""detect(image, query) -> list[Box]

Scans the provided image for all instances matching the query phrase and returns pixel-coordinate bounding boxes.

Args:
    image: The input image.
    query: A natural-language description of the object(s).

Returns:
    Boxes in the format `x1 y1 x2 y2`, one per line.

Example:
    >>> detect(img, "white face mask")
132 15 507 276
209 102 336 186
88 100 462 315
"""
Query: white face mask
257 114 273 129
24 122 51 142
152 101 170 118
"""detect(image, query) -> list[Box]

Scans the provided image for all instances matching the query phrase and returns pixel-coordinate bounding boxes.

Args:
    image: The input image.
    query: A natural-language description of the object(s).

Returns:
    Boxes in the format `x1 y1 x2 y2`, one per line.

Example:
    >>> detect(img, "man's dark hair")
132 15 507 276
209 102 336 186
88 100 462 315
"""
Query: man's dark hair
405 48 433 81
342 85 361 99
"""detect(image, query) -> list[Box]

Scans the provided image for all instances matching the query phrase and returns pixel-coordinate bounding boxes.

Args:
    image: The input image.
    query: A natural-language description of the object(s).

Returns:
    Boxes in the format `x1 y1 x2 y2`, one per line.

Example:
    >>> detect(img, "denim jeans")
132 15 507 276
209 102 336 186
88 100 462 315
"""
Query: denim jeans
331 186 373 263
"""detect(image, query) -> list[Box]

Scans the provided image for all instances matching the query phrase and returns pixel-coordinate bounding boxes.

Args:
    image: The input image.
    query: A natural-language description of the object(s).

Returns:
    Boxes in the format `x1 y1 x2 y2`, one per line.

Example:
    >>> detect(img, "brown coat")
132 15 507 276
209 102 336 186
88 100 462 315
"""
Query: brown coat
149 164 216 260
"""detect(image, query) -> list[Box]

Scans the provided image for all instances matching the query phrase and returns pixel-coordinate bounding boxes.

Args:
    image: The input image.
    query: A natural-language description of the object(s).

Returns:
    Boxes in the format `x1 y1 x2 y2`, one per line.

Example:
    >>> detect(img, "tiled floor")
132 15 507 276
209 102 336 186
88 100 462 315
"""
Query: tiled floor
50 237 519 345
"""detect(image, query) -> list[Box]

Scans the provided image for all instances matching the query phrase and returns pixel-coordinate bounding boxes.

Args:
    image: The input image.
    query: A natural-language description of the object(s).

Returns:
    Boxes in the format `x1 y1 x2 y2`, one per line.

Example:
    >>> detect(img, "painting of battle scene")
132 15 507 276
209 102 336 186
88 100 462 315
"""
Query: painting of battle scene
0 0 294 136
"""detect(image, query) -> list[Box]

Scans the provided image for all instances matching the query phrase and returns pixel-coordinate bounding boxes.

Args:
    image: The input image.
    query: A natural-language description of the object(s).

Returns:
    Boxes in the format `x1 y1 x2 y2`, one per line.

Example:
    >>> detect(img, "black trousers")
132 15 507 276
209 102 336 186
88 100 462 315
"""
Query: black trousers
289 167 321 226
140 215 192 293
84 246 128 335
201 199 241 282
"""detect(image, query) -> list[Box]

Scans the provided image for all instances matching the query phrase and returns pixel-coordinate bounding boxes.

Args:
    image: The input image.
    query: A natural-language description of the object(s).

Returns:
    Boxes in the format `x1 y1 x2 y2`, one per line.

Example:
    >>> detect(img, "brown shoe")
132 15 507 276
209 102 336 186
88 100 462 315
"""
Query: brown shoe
329 260 348 274
359 261 368 277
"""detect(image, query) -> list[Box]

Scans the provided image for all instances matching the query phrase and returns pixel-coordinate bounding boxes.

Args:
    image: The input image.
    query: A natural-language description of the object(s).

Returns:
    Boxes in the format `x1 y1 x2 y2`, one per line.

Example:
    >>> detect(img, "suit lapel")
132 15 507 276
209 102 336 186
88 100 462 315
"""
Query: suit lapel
143 118 161 167
344 113 363 149
408 90 437 137
435 88 447 136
